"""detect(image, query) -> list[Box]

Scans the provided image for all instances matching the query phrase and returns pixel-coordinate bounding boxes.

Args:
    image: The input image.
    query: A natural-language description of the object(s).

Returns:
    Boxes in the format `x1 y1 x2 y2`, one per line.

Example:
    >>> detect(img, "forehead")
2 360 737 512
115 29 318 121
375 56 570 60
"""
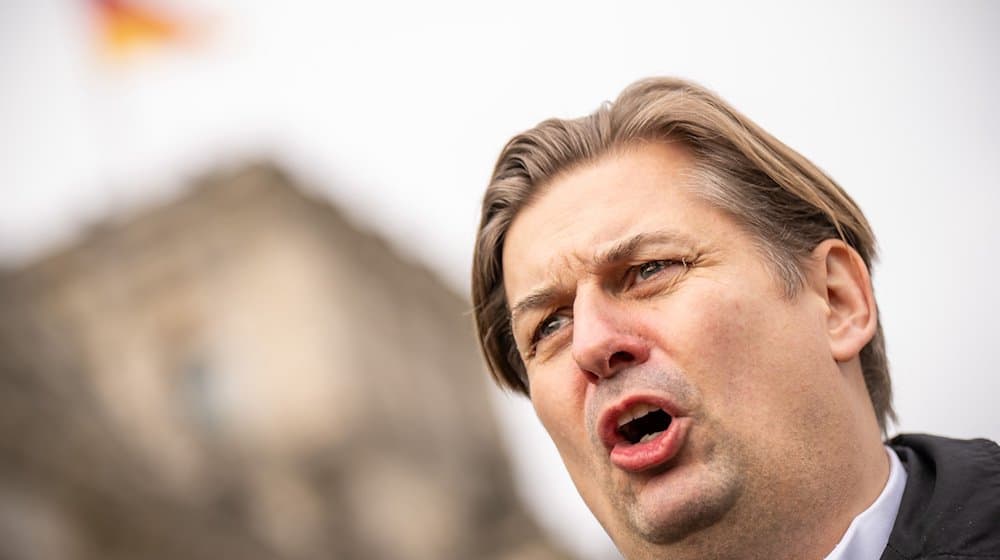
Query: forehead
502 142 724 296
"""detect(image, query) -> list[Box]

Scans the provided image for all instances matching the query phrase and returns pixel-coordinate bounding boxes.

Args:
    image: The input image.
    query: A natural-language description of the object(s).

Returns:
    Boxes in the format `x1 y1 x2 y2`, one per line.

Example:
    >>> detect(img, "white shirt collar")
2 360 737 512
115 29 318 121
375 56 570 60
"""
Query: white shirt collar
824 446 907 560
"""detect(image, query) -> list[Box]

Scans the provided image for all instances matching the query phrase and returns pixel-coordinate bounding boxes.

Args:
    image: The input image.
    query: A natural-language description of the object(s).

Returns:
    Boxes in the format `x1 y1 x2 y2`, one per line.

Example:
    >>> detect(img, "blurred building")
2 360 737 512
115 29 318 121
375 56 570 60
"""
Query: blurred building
0 164 569 560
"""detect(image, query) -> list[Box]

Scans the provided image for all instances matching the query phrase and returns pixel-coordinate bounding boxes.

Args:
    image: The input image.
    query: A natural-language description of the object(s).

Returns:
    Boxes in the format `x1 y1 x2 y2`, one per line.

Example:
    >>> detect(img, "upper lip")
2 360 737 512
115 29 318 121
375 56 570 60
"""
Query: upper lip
597 394 684 452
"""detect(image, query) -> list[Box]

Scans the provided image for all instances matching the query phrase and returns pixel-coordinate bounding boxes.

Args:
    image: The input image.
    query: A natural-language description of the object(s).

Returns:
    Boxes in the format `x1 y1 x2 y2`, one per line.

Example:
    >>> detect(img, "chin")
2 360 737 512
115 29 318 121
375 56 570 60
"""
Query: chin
629 485 738 545
616 450 746 547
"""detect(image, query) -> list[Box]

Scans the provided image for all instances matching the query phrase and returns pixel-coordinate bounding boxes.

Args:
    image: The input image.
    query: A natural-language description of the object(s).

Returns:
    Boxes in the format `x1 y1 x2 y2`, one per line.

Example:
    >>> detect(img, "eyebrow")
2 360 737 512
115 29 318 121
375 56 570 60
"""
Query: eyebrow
508 229 693 323
509 286 562 324
594 230 689 268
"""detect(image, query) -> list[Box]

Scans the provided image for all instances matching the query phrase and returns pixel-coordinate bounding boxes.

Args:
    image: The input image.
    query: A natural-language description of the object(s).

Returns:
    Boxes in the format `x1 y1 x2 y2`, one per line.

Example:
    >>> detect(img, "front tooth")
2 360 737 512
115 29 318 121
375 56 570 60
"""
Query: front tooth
617 403 659 428
617 408 637 428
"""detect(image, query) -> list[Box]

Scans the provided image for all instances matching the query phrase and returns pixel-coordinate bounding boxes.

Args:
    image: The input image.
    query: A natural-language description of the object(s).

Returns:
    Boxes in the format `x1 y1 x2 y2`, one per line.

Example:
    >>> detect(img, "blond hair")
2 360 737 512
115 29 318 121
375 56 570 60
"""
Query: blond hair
472 77 894 432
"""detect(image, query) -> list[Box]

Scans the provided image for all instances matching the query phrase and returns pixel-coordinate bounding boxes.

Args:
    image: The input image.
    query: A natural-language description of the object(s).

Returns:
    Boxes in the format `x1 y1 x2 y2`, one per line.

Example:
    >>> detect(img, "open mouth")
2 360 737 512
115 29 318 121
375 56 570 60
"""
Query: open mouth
617 404 673 444
600 397 689 472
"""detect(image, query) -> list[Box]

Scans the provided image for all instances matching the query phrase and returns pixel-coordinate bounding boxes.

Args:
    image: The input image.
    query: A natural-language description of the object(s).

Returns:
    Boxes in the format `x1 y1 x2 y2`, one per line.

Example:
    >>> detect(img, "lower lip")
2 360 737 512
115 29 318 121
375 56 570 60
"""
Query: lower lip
609 417 691 472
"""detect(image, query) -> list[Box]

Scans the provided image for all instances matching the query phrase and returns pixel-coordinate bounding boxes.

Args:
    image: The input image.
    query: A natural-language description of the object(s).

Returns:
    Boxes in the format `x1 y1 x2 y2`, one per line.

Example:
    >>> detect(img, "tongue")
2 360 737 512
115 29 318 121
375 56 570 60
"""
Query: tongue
638 431 662 443
610 414 689 472
621 409 672 444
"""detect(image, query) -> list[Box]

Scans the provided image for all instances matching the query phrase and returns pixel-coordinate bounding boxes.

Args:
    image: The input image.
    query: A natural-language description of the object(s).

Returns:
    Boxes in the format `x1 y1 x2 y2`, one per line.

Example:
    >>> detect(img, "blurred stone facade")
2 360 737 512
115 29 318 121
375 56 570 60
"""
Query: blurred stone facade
0 164 569 560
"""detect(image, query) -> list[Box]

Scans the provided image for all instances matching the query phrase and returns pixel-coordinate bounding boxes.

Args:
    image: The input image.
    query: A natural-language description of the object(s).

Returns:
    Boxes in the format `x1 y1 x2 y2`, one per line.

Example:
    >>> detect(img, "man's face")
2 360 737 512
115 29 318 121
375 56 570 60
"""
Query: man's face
501 142 851 556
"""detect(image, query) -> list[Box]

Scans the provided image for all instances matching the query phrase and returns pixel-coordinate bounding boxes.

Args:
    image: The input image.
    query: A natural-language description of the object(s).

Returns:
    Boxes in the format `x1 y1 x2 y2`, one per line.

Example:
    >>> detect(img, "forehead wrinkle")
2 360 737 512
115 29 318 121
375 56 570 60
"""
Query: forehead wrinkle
509 251 583 324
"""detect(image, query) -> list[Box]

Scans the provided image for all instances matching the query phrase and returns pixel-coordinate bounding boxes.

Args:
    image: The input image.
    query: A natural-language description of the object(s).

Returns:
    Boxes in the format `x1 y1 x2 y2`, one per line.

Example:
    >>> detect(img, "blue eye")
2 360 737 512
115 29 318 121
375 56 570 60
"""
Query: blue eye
637 260 670 281
630 258 689 287
534 313 571 343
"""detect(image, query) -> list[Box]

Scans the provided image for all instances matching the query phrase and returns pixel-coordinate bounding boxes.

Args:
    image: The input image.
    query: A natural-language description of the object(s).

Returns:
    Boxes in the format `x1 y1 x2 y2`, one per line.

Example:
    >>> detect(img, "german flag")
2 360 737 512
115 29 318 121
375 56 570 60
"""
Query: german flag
91 0 187 59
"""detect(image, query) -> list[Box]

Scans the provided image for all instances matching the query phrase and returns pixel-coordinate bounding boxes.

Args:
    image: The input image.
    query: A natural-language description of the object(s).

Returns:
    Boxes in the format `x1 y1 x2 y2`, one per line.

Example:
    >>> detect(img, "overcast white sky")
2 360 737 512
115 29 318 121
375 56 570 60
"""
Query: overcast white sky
3 2 998 558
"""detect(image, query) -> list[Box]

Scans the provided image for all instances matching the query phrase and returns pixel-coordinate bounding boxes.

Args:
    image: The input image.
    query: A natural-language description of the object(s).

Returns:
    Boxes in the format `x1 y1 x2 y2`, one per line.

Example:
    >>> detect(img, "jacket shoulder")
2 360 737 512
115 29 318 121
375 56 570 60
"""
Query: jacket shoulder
883 433 1000 559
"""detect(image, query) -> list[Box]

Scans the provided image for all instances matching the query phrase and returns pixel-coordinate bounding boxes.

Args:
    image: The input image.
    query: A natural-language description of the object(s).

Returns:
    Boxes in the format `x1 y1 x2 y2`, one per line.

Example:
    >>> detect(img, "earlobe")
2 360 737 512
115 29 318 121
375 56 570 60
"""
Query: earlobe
811 240 877 363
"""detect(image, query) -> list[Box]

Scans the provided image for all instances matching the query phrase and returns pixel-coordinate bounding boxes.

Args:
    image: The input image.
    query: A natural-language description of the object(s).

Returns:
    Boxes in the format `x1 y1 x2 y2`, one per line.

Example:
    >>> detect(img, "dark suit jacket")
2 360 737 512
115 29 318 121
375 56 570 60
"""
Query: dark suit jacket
881 433 1000 559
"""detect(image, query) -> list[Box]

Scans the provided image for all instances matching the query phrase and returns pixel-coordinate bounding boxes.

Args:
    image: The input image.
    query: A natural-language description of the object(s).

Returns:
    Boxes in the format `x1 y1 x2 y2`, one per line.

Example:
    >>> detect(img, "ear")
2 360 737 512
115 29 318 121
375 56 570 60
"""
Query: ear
809 239 877 363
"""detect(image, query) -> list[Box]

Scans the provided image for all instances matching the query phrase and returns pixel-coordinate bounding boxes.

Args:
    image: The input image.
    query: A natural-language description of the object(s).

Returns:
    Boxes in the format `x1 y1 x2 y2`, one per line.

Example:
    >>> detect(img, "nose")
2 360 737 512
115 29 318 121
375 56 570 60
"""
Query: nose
571 288 650 382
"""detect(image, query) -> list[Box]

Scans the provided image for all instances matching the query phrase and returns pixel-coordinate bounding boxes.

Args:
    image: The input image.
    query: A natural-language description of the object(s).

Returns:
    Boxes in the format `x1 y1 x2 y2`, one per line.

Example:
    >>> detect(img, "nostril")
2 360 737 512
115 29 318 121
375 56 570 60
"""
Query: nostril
608 350 635 370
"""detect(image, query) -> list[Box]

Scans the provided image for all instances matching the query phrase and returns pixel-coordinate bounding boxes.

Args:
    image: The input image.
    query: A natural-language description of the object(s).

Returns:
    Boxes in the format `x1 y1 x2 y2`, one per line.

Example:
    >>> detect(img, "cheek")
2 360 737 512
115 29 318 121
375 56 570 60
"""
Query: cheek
665 288 812 423
529 360 593 464
529 370 613 525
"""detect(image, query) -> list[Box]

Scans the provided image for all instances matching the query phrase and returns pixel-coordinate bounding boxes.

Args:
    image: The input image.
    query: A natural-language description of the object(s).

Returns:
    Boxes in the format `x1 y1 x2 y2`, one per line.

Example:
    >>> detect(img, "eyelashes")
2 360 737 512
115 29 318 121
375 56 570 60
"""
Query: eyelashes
530 312 571 350
524 314 568 361
629 258 688 285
